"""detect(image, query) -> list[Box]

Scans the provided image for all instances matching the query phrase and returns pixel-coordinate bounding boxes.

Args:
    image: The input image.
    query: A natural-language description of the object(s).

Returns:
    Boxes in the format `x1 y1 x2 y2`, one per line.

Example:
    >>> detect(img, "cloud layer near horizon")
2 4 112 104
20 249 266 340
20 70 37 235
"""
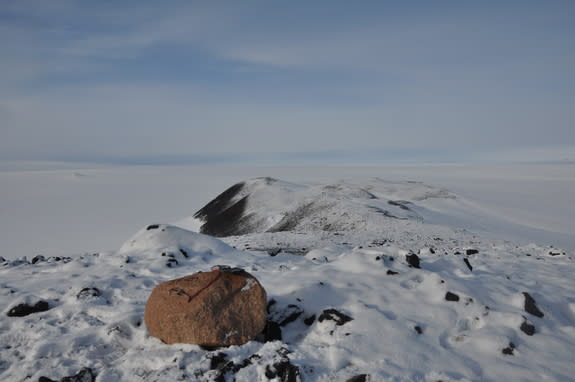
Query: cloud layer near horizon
1 1 574 164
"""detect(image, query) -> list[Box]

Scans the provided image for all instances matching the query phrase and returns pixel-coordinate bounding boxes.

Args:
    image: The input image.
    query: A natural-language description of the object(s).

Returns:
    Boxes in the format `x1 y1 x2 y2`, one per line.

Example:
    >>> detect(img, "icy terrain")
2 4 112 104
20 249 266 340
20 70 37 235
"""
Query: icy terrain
1 174 574 381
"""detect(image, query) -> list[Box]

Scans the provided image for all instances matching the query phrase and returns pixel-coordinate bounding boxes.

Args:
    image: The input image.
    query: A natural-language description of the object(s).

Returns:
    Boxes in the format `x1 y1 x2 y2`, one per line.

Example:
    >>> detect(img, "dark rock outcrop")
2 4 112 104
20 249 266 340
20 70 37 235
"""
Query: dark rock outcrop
268 304 304 327
405 254 421 269
265 358 301 382
502 342 516 356
463 258 473 272
262 320 282 342
76 288 101 300
7 300 50 317
303 314 316 326
39 367 95 382
523 292 544 318
520 319 536 336
347 375 369 382
445 292 460 302
318 309 353 326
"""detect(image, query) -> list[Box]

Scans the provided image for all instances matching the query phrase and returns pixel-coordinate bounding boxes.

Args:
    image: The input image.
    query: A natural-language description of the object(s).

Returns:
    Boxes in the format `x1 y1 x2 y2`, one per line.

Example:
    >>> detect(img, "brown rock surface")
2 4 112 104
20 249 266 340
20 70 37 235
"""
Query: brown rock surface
144 267 267 346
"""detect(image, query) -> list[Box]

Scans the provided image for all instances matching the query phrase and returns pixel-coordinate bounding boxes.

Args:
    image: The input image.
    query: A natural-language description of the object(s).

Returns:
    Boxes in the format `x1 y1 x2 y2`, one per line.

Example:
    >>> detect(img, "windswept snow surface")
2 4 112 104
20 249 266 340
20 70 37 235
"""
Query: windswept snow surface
1 169 575 381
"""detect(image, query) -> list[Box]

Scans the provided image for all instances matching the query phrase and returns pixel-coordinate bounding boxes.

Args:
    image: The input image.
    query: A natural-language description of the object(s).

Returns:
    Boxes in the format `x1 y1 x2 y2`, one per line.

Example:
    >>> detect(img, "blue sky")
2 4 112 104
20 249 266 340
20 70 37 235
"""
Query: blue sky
1 1 574 164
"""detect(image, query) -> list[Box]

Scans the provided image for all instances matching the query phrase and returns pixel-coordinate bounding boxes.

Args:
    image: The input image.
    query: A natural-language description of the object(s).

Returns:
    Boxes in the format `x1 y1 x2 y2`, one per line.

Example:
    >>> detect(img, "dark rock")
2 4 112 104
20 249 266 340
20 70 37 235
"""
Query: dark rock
429 247 436 254
523 292 544 318
213 353 262 381
209 352 229 370
466 249 479 255
146 224 160 230
263 320 282 342
388 200 411 210
414 326 423 334
166 258 179 267
41 368 96 382
318 309 353 326
463 258 473 272
269 304 304 327
268 248 282 256
303 314 316 326
405 254 420 268
50 256 71 263
31 255 46 264
445 292 460 302
265 358 301 382
61 368 96 382
520 320 536 336
76 288 101 299
386 270 399 275
7 301 50 317
179 248 189 258
347 375 369 382
267 299 277 313
0 256 5 263
233 353 261 373
502 342 515 356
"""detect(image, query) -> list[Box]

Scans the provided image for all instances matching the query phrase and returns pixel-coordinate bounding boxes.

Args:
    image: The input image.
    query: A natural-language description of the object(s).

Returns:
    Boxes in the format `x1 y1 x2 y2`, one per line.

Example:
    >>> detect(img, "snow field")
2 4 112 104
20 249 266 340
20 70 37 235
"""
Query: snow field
1 222 574 381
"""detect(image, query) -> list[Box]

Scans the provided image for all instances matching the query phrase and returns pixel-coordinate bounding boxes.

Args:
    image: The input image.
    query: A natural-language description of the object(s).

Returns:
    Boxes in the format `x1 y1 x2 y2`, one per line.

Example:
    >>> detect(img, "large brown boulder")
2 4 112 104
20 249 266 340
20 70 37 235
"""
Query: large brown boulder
144 266 267 346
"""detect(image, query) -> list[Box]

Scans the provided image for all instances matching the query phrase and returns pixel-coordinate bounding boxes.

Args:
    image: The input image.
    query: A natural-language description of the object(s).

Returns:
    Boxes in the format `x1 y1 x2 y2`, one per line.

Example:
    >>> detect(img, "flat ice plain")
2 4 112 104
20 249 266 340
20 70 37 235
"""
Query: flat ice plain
1 162 574 381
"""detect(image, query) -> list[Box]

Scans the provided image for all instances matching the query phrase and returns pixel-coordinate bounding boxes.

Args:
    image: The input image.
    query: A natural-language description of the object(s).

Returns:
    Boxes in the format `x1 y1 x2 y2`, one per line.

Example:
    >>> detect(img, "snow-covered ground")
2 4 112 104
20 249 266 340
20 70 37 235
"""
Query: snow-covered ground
1 163 574 381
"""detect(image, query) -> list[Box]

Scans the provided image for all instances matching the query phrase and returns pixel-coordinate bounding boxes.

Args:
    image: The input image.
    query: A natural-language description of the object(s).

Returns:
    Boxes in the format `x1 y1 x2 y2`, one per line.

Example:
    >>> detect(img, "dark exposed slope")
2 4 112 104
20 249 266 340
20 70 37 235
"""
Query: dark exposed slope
193 182 251 237
193 177 286 237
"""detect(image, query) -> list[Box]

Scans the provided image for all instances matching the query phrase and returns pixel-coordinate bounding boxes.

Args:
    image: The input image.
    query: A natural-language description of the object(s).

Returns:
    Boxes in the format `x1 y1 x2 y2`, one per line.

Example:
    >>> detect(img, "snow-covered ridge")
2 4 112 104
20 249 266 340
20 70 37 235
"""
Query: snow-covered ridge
193 177 455 237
